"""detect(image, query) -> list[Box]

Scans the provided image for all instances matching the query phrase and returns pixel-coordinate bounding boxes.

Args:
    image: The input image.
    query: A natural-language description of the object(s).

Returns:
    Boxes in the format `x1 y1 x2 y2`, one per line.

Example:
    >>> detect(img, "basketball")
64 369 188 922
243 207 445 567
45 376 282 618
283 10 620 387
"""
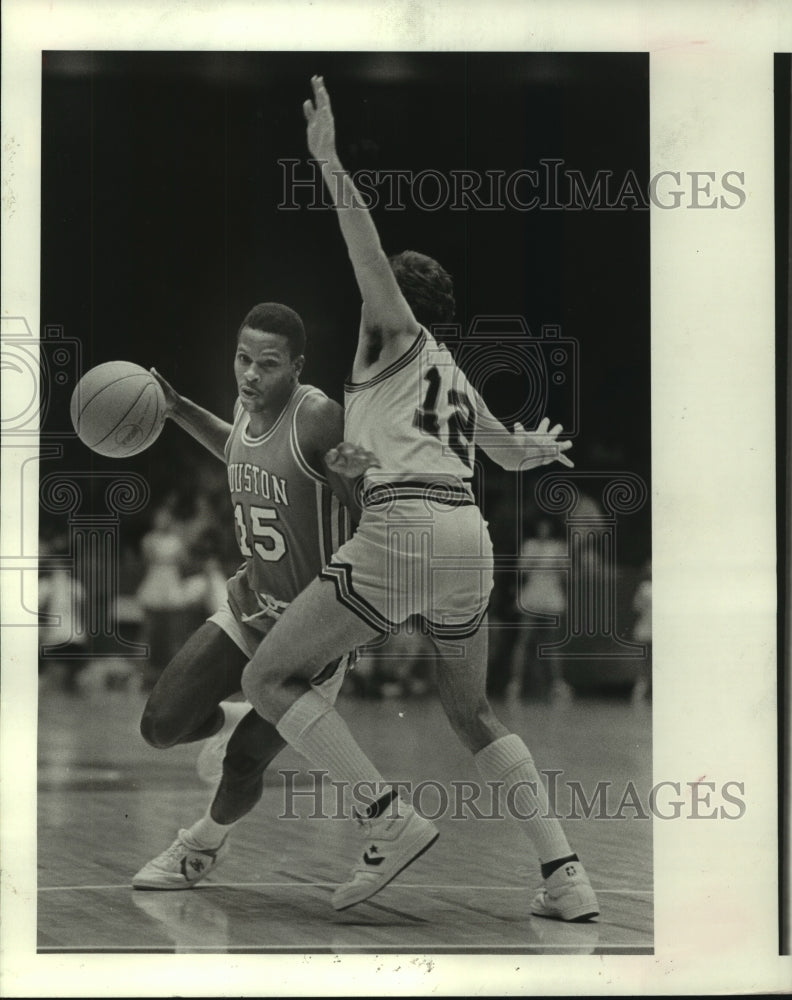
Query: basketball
70 361 166 458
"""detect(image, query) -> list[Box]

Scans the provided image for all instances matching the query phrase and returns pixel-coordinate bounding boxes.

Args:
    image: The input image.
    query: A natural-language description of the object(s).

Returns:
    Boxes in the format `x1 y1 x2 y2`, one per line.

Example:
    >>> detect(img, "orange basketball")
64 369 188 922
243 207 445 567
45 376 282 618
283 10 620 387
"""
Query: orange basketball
70 361 166 458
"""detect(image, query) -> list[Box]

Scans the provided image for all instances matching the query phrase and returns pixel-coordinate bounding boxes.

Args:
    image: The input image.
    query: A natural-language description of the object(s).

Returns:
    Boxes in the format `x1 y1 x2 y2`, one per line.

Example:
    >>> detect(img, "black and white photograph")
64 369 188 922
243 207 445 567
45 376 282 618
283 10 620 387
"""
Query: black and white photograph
34 46 652 954
1 1 788 996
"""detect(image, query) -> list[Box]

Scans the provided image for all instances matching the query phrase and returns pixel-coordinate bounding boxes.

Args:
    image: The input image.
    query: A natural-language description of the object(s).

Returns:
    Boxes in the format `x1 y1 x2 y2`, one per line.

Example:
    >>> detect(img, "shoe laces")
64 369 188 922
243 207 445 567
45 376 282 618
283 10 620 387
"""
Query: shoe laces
164 831 195 857
165 829 211 860
153 839 190 868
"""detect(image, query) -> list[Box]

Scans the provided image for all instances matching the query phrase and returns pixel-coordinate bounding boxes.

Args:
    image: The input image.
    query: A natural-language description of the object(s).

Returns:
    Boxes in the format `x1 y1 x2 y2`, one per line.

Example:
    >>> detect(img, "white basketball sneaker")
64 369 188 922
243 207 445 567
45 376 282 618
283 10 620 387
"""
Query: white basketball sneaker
196 701 251 785
530 859 600 922
132 829 229 890
332 806 439 911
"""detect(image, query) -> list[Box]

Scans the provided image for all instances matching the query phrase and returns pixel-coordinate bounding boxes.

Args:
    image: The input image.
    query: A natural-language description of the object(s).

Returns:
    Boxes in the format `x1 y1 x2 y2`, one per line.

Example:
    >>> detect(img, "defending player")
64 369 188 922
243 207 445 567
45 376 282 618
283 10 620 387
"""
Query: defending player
240 78 599 921
132 302 373 890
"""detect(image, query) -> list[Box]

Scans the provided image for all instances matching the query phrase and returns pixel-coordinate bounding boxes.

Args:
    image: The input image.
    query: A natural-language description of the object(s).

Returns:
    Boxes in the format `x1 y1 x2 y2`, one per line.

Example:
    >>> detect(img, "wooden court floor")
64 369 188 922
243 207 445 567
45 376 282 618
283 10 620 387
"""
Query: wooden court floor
37 670 653 955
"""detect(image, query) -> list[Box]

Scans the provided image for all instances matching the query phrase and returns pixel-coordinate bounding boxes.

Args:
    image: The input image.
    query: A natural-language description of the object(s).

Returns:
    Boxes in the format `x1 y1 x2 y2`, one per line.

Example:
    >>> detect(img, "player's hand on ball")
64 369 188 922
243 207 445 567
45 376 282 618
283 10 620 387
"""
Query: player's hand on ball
149 368 181 418
303 75 337 162
514 418 574 468
325 442 381 478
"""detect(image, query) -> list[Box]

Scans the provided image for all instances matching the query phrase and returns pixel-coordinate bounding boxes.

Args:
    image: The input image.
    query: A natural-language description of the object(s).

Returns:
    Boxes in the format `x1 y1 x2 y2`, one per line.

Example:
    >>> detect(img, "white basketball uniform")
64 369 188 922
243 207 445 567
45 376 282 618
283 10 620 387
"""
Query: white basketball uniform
209 384 352 695
321 328 494 638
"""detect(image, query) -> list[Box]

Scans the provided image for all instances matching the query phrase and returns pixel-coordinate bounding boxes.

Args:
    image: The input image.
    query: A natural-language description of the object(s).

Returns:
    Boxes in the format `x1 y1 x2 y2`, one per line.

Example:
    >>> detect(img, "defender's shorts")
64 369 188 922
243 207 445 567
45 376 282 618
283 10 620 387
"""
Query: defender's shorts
208 596 347 703
320 497 494 639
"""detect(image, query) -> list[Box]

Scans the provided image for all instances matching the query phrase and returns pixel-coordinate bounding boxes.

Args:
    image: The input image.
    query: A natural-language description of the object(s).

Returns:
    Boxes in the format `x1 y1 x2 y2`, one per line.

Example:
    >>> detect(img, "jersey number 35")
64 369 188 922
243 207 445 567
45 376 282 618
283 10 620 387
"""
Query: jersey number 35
233 503 286 562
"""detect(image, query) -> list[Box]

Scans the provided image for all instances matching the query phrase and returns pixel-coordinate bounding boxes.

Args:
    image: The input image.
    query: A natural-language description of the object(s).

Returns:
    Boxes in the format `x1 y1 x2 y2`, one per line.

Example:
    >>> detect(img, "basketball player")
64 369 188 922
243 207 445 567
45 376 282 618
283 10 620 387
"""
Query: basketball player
240 77 600 921
132 302 375 889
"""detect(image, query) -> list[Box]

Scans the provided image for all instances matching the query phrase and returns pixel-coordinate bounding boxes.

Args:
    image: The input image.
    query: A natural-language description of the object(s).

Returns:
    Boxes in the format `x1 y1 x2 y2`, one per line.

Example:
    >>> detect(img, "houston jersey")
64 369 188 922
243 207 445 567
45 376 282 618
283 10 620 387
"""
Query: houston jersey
225 384 350 614
344 329 478 493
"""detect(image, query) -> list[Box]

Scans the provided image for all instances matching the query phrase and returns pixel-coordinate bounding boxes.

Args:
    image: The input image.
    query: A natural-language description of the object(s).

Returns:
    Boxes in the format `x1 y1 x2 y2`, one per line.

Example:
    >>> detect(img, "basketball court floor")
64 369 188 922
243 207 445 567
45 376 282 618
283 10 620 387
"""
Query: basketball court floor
37 670 652 956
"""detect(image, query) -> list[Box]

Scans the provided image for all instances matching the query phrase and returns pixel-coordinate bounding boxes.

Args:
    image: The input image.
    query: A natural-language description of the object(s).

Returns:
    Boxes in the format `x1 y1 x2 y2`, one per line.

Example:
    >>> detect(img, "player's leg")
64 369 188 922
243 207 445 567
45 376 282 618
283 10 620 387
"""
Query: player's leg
241 576 390 801
431 624 509 751
139 621 247 748
431 619 599 922
134 621 290 890
242 575 379 720
207 649 349 824
200 706 282 824
240 574 440 909
134 711 290 891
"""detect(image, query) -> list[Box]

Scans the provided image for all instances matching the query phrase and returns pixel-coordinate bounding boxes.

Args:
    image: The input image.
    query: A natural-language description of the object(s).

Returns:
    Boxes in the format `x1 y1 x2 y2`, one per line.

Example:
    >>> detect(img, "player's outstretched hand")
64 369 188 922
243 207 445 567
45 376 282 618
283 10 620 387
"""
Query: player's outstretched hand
303 75 337 163
149 367 181 418
325 441 381 478
514 417 574 468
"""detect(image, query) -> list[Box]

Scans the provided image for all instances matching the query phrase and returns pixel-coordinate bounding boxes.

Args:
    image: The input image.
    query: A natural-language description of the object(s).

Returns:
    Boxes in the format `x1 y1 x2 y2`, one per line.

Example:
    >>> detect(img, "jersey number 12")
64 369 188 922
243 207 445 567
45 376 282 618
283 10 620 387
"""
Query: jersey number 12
414 367 476 468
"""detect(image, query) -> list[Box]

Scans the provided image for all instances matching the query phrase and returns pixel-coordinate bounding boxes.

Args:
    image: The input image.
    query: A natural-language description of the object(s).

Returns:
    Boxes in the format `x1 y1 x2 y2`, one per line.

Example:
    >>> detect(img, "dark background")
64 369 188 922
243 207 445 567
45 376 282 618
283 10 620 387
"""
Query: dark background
40 51 650 564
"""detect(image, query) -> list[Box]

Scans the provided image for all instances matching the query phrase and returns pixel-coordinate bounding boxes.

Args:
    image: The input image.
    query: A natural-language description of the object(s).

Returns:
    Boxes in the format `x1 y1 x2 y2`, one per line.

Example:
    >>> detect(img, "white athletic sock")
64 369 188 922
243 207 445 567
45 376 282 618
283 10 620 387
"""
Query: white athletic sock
187 809 236 849
277 689 386 816
475 733 572 865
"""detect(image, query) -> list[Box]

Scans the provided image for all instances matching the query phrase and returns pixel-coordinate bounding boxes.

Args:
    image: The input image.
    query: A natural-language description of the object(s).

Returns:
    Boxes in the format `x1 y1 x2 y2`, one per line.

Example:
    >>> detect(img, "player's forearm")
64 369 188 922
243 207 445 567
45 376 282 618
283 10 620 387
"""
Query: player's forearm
479 431 567 472
479 436 543 472
475 397 571 471
319 156 392 290
503 451 554 473
168 397 231 461
475 408 524 471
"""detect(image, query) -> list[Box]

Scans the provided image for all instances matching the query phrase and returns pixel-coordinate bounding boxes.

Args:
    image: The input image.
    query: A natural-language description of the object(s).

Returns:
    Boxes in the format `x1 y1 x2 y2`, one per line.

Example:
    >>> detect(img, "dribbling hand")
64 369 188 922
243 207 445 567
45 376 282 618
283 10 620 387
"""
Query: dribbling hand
303 75 337 162
149 367 181 418
325 442 382 478
514 417 574 468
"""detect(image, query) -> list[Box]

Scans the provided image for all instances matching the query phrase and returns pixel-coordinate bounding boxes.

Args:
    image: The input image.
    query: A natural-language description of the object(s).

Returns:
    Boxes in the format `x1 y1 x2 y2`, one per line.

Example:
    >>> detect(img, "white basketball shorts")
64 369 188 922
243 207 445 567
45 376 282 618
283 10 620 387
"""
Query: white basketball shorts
320 497 494 639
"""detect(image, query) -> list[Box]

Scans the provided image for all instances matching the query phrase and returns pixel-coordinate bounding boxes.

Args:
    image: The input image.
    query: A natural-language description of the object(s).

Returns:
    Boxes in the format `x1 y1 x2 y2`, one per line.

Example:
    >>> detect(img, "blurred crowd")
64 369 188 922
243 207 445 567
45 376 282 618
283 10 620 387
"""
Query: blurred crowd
38 458 238 692
39 468 652 700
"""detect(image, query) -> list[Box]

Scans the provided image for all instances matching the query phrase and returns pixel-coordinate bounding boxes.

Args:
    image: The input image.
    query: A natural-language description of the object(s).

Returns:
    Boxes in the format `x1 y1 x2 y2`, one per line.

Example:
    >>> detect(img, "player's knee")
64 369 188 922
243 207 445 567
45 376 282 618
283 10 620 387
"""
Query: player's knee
139 703 182 749
240 661 280 721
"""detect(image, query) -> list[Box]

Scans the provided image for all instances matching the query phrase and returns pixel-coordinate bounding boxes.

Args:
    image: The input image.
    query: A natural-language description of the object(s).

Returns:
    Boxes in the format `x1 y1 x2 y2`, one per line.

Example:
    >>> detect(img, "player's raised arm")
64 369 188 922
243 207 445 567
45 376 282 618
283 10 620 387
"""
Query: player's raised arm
150 367 232 462
303 76 416 349
473 390 574 472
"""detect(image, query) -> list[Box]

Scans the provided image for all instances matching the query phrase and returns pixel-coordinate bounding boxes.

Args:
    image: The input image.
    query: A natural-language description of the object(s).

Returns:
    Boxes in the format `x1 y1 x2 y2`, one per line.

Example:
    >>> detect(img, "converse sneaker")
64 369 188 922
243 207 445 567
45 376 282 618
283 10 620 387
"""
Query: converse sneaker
530 859 600 922
332 807 439 911
196 701 251 785
132 830 229 890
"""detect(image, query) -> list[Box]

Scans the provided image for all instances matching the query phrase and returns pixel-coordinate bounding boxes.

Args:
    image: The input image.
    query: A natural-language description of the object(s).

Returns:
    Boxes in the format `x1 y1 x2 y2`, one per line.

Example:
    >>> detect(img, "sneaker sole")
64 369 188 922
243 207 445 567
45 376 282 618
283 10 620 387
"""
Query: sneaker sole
332 829 439 911
529 863 601 923
132 881 199 891
531 891 600 922
532 907 600 923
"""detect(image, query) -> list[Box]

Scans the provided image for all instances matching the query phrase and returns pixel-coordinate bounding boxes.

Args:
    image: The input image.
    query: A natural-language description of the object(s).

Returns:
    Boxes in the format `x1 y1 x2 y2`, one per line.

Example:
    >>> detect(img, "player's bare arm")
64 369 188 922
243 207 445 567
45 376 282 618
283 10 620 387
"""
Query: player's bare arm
150 367 232 462
474 392 574 471
325 442 381 480
303 75 418 374
294 393 370 525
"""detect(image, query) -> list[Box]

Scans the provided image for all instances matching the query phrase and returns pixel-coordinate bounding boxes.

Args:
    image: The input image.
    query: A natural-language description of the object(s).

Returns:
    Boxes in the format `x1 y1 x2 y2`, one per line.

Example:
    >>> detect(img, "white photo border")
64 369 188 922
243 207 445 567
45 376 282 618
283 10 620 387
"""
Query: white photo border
2 0 789 995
